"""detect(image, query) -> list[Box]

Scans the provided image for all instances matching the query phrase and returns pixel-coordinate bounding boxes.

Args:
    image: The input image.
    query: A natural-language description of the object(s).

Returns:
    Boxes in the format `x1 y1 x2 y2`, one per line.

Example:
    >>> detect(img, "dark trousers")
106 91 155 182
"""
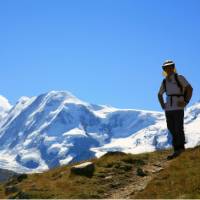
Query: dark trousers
165 110 185 151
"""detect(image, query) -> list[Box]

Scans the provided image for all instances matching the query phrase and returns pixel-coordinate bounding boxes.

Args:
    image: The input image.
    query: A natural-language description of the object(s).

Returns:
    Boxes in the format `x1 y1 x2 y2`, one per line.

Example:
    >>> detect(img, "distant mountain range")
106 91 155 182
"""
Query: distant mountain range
0 91 199 173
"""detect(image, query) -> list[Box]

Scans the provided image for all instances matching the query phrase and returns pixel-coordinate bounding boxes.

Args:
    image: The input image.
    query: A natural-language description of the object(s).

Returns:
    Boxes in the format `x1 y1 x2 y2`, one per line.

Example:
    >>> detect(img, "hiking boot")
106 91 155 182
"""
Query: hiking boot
167 149 185 160
167 153 177 160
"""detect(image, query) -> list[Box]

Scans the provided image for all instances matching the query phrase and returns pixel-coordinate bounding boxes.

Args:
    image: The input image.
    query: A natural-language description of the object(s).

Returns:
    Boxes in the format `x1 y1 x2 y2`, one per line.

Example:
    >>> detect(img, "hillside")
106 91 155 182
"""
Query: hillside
135 145 200 199
1 146 200 199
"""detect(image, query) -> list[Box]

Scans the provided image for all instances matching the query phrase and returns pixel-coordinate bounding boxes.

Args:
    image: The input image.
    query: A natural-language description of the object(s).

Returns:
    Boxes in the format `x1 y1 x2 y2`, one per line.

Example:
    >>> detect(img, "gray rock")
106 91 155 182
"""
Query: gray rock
137 167 147 177
71 162 95 177
105 175 113 180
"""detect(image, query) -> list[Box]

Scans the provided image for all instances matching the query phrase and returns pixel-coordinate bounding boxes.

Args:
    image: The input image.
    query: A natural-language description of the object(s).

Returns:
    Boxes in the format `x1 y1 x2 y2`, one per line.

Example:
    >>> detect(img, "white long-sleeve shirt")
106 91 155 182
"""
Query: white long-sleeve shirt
158 73 190 111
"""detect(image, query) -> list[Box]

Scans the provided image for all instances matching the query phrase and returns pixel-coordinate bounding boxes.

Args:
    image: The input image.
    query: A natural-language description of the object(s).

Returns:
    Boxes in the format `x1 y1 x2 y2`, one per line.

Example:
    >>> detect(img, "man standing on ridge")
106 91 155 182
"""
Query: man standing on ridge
158 60 193 160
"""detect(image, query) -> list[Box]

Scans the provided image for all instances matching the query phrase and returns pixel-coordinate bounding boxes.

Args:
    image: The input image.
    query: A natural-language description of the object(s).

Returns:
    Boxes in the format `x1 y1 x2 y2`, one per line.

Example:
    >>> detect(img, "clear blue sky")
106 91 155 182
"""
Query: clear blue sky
0 0 199 111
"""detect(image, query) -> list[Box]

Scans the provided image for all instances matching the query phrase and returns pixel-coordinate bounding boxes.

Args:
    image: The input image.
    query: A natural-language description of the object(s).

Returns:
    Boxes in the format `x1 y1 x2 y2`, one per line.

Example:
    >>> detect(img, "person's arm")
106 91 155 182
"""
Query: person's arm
178 75 193 105
158 94 165 110
184 84 193 105
158 81 166 110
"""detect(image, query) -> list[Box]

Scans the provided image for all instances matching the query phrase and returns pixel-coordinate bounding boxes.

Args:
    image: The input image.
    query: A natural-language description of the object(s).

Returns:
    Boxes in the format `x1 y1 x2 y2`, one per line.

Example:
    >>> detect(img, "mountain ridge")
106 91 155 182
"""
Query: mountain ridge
0 90 199 173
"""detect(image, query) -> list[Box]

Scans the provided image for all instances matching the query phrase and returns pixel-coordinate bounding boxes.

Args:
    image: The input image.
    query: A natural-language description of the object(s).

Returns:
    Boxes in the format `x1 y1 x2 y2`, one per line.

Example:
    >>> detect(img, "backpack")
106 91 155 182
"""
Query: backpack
162 73 188 102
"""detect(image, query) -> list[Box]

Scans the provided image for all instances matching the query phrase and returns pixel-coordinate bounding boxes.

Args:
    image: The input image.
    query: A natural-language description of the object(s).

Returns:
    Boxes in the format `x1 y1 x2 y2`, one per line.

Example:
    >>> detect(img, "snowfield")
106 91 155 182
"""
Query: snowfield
0 91 199 173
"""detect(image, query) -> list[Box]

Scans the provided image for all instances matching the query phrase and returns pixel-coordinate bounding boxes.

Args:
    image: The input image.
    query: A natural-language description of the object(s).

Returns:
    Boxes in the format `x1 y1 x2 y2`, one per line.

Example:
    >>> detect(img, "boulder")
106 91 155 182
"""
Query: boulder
71 162 95 177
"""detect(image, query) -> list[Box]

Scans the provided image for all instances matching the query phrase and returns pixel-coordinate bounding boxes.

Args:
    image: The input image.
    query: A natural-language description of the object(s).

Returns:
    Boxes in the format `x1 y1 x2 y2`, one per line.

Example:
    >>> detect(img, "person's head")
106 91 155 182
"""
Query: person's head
162 60 176 77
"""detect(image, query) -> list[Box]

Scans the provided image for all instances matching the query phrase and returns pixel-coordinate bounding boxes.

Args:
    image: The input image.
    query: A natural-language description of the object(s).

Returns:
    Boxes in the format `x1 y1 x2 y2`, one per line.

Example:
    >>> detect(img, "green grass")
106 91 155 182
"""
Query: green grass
135 146 200 199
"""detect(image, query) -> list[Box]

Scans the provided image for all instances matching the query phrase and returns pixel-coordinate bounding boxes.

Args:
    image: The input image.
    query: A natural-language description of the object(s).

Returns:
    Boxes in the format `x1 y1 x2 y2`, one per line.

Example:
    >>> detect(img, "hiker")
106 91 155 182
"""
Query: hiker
158 60 193 160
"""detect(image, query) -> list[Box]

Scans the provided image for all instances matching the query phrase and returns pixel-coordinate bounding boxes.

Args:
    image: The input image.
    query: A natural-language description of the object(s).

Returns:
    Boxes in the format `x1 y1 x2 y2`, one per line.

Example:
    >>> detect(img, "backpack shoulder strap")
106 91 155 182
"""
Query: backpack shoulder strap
174 73 184 93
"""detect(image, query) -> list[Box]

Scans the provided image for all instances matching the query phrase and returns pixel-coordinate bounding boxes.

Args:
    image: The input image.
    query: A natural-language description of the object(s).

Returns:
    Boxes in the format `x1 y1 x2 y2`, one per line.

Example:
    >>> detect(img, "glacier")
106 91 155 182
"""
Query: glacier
0 91 199 173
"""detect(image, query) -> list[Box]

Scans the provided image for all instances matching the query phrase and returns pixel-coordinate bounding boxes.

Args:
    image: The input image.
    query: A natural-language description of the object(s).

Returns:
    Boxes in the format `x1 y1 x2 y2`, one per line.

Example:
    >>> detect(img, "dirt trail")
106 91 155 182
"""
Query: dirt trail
107 155 172 199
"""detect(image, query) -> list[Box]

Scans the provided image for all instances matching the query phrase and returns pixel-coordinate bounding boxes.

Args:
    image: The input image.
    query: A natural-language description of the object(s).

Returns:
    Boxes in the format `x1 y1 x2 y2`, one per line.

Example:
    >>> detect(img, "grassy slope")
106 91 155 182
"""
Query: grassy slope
135 146 200 199
1 146 200 199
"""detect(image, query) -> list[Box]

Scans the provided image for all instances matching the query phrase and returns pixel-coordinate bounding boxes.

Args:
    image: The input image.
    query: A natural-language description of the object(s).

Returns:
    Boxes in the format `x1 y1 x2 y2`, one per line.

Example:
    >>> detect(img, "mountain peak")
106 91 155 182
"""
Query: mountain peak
46 90 74 97
0 95 12 112
42 90 88 106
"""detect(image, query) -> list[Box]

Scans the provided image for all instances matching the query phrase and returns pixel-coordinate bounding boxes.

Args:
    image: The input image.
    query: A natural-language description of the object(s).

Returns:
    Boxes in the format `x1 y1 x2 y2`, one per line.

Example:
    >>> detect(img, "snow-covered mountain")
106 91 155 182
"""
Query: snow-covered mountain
0 91 199 173
0 95 12 121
